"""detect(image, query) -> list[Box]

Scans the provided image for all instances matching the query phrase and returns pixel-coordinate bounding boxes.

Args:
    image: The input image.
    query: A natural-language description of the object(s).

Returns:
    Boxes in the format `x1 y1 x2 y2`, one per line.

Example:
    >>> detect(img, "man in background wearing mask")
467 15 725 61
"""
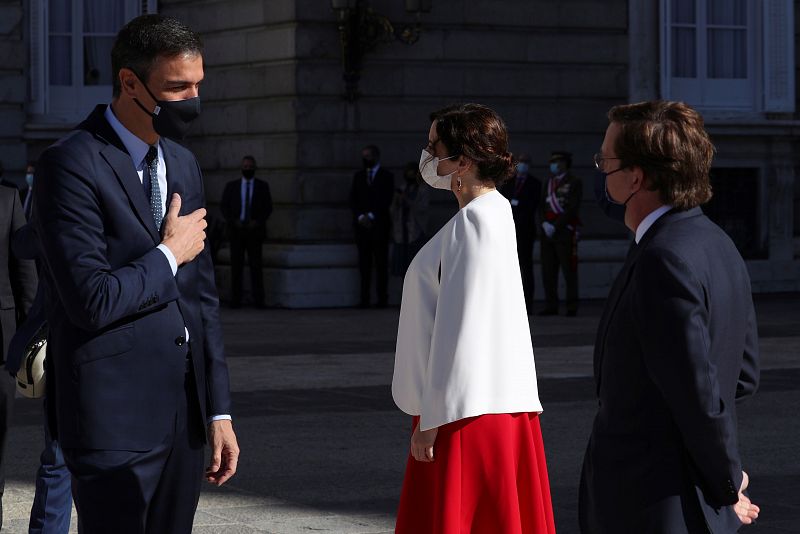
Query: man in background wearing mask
31 15 238 533
221 155 273 308
499 153 541 314
538 151 582 316
350 145 394 308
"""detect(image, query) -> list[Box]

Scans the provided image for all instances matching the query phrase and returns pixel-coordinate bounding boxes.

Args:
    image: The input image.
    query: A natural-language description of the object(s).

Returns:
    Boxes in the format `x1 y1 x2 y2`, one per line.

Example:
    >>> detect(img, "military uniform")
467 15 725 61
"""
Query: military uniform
538 169 582 315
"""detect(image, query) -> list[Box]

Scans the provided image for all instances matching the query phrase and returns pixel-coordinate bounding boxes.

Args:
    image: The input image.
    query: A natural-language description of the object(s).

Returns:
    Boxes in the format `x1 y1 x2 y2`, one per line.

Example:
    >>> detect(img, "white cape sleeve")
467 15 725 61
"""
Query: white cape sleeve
417 197 542 431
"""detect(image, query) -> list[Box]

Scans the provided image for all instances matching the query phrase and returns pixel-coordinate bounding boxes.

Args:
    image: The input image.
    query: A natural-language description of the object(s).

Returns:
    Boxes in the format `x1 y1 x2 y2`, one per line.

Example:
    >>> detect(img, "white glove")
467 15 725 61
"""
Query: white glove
542 222 556 238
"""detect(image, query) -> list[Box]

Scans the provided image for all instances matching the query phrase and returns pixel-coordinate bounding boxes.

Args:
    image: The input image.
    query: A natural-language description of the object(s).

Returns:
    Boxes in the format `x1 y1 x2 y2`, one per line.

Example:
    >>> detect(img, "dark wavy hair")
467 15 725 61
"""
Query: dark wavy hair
608 100 714 209
111 15 203 97
429 103 515 186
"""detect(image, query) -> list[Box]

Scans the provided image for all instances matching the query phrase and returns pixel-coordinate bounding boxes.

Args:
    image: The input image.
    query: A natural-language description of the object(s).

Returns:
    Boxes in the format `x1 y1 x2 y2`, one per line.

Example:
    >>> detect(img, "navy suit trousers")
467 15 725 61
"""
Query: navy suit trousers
64 366 204 534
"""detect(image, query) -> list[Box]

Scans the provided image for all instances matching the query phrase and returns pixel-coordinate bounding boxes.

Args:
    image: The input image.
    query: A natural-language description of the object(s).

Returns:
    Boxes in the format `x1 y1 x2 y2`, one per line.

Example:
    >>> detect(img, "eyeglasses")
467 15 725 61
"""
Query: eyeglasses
593 153 621 170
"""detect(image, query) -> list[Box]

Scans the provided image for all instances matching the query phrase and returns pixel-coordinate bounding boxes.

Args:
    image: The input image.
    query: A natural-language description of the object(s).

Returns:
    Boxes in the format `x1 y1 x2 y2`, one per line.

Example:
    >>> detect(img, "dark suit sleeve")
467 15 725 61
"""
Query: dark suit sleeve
194 160 232 417
380 170 394 210
11 222 39 261
632 249 742 506
349 172 360 220
736 296 759 402
220 182 234 222
9 192 37 320
33 147 180 331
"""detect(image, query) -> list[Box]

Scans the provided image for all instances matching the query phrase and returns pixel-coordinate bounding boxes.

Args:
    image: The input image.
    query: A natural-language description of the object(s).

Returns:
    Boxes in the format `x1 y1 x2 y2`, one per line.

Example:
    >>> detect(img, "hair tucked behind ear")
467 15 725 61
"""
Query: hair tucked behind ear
430 104 515 186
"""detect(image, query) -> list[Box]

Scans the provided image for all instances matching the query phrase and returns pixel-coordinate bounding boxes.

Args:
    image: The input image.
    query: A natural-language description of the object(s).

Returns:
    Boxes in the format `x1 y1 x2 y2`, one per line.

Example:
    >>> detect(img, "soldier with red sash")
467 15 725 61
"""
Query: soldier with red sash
537 151 582 316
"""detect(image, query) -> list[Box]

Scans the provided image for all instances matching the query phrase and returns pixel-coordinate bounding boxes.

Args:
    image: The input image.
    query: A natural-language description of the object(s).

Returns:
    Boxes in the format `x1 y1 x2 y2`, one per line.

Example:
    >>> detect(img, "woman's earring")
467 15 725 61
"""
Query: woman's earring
457 177 462 192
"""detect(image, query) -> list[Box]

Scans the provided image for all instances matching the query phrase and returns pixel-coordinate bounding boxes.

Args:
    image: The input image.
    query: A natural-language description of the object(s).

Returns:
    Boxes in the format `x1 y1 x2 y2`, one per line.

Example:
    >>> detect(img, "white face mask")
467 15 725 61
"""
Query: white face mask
418 149 457 190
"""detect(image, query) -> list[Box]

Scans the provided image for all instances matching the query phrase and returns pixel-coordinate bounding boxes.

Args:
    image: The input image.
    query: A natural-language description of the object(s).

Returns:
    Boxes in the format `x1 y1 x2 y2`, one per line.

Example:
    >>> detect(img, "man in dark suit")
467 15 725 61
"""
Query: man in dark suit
7 213 74 533
580 101 760 533
220 155 273 308
350 144 394 308
500 153 541 314
538 151 582 316
0 184 37 529
32 15 238 533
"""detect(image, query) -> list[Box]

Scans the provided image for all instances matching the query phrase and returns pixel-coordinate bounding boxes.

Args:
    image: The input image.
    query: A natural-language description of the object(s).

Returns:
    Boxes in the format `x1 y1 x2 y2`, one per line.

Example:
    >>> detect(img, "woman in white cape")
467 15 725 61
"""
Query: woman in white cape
393 104 556 534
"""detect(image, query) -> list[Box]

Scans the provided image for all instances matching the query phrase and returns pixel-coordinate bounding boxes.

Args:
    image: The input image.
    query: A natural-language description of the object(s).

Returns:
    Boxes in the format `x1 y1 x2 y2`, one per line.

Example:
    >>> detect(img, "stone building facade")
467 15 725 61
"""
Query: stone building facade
1 0 798 307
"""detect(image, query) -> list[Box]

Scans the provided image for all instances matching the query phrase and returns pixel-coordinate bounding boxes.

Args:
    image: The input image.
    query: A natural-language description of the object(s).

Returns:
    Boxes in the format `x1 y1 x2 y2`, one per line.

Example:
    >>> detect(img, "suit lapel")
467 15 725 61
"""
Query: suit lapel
99 143 161 245
593 208 702 395
86 105 161 244
162 140 186 215
593 240 642 393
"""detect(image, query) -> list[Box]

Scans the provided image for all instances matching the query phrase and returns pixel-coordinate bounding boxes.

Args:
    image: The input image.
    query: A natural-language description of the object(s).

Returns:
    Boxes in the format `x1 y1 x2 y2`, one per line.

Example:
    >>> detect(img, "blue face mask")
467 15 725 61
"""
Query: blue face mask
516 162 530 175
549 162 561 174
25 173 34 187
594 170 626 223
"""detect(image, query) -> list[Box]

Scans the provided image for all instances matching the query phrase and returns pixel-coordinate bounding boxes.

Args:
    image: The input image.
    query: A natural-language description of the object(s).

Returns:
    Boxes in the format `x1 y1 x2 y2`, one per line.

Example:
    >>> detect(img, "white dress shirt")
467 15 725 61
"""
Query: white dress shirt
104 105 231 424
635 205 673 244
392 190 543 431
240 177 254 221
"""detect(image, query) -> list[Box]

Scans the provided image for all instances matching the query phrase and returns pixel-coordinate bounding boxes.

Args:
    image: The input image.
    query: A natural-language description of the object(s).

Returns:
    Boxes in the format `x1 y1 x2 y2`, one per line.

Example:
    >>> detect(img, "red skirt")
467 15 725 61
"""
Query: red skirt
395 413 556 534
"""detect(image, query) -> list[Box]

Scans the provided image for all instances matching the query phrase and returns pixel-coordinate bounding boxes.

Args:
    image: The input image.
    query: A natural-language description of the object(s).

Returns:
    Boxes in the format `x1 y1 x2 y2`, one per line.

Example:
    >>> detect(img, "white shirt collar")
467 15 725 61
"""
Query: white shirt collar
635 205 673 244
104 104 154 170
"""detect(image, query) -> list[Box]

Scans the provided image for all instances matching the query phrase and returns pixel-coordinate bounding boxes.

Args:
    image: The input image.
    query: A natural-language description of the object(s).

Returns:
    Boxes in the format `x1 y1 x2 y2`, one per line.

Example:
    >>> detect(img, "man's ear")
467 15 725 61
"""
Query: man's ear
118 68 139 98
630 165 646 192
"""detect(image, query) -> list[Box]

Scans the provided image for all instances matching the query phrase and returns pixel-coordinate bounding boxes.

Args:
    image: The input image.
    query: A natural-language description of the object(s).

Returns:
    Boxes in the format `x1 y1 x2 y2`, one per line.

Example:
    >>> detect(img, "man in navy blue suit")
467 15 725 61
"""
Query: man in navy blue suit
33 15 238 533
580 101 761 533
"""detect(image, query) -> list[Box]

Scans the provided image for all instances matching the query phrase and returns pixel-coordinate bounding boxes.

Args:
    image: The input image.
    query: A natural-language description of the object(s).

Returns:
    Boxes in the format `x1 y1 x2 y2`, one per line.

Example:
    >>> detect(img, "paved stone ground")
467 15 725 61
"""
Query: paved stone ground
1 294 798 533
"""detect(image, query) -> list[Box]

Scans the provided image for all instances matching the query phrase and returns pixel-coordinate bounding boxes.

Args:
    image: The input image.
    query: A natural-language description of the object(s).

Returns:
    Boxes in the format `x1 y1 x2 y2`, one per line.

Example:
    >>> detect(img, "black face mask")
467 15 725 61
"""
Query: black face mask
594 170 627 223
133 75 201 140
363 158 376 169
242 169 255 179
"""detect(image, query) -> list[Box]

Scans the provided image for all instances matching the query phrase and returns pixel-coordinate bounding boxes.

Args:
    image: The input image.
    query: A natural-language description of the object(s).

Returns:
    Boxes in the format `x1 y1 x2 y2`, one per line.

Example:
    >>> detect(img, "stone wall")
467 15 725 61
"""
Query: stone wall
161 0 634 306
0 0 27 185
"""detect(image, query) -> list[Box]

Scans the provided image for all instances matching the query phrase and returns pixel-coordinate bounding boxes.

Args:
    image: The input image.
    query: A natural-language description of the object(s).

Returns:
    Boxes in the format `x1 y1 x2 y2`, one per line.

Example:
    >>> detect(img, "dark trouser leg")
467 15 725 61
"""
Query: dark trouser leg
540 237 559 311
517 235 535 313
29 399 72 534
145 370 204 533
555 238 578 313
373 237 389 306
229 229 245 305
0 373 14 530
246 230 265 306
65 371 203 534
356 232 373 306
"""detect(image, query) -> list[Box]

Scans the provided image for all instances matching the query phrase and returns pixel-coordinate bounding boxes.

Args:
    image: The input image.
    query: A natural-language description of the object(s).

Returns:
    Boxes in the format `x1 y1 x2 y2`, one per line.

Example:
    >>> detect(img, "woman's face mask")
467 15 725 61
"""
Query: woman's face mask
418 149 457 190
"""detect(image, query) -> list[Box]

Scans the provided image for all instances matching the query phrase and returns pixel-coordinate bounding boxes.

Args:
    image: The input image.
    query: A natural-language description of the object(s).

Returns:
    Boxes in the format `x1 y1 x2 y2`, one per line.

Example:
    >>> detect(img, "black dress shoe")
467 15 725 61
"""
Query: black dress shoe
537 308 558 316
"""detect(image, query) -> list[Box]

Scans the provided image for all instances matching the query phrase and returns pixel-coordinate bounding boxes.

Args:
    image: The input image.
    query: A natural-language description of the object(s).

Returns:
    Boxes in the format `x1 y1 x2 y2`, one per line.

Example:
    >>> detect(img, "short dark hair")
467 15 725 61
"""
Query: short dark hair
362 145 380 160
111 14 203 97
430 103 514 185
242 155 257 166
608 100 713 210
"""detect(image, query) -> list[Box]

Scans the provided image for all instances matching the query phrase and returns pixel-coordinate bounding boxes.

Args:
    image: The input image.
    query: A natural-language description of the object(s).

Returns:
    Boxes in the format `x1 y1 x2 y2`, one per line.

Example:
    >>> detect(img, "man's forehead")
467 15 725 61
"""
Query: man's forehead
150 53 204 78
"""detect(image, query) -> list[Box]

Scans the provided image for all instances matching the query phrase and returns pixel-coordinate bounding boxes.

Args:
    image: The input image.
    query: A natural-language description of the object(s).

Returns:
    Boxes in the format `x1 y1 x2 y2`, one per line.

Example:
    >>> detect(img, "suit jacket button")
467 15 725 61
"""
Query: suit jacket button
175 336 186 346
